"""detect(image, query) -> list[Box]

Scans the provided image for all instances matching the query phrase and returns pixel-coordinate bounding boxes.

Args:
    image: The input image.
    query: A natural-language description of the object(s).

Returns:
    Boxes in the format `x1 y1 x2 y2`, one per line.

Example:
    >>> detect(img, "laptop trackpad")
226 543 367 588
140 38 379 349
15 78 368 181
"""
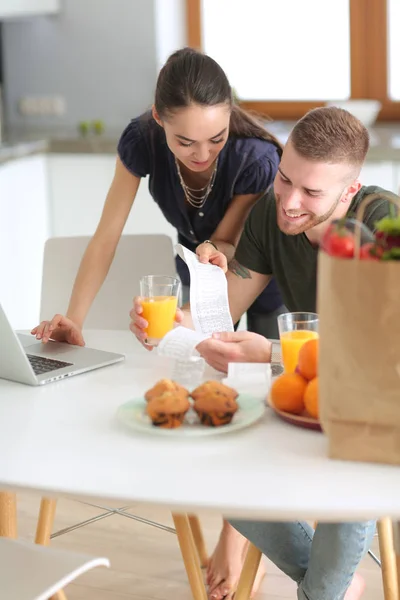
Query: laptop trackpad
27 341 79 357
18 334 42 348
19 335 79 359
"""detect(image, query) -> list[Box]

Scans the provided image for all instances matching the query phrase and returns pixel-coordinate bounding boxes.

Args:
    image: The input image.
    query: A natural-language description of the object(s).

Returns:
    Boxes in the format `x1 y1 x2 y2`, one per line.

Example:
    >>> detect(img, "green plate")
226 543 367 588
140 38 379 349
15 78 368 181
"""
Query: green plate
116 394 265 437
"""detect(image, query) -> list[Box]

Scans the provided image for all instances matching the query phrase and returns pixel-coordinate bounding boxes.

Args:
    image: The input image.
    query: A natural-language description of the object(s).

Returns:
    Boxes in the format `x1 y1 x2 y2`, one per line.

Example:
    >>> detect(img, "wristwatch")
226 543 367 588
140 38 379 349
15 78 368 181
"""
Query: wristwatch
203 239 218 251
270 339 281 363
270 339 284 377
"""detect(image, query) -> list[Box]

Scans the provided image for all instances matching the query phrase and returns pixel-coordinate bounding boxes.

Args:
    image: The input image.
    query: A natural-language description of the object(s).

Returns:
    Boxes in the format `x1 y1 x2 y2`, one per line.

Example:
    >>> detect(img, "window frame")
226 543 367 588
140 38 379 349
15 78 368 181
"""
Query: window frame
186 0 400 121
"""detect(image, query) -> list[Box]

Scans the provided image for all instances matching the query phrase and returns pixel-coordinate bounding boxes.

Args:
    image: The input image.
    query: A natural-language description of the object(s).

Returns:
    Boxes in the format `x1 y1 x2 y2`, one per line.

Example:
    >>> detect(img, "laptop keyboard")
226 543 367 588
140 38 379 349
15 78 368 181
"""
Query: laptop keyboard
27 354 74 376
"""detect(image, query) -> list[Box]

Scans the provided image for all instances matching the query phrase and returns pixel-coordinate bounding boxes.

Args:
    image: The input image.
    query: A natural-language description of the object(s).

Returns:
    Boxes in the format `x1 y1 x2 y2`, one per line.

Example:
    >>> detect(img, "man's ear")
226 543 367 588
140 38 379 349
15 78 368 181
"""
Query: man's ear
152 105 163 127
342 179 362 203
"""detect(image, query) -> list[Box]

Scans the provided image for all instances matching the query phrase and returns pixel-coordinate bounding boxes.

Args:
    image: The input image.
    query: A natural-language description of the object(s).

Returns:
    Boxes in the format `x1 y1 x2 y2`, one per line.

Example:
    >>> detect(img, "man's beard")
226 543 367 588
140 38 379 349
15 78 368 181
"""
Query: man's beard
275 192 342 235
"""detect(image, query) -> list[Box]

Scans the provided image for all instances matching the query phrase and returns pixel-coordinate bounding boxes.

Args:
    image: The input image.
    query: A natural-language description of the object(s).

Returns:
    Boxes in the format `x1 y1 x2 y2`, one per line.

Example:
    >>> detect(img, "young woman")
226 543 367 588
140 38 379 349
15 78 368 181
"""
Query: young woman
32 47 284 598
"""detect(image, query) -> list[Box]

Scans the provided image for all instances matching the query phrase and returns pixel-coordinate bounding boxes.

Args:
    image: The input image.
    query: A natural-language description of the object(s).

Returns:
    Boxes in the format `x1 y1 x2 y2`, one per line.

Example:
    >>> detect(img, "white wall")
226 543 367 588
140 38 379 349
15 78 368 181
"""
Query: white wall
154 0 187 70
0 0 59 19
2 0 159 130
1 0 188 132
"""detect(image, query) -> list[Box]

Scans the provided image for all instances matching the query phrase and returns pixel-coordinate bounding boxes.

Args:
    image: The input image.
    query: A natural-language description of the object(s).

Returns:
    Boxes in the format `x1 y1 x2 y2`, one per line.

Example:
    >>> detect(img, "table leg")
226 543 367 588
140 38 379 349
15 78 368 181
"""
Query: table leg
0 492 17 538
188 515 208 568
172 513 207 600
393 522 400 600
35 498 66 600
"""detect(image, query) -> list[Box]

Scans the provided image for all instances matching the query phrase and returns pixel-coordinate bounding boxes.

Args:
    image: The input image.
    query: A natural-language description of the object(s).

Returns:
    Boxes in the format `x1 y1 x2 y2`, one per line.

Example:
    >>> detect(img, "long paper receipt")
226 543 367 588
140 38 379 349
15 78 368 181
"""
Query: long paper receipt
176 244 233 334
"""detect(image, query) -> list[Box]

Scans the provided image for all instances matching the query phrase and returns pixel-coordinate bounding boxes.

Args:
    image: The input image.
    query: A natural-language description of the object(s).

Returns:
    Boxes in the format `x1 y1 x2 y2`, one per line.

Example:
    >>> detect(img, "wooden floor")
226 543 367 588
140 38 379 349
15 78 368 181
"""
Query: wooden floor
15 491 384 599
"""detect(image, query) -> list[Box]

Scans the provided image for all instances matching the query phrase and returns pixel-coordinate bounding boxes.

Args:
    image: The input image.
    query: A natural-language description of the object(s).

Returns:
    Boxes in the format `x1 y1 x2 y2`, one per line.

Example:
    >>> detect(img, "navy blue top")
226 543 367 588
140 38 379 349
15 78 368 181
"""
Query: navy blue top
117 112 283 313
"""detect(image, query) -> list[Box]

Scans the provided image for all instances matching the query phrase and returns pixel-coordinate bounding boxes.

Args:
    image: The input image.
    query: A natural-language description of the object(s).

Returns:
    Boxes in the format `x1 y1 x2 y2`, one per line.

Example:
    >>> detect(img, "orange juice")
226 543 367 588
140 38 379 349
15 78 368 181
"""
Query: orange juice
280 330 319 373
141 295 178 340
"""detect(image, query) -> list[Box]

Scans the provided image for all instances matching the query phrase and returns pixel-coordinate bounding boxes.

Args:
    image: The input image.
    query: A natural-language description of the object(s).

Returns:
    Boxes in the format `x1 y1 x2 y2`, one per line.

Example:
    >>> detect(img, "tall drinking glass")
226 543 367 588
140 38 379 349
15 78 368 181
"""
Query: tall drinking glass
278 312 319 373
139 275 181 346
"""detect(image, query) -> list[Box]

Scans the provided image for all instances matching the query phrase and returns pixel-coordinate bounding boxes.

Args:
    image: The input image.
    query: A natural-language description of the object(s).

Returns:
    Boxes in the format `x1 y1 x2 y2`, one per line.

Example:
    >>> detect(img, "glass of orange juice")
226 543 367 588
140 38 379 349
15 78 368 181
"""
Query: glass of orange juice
278 312 319 373
140 275 181 346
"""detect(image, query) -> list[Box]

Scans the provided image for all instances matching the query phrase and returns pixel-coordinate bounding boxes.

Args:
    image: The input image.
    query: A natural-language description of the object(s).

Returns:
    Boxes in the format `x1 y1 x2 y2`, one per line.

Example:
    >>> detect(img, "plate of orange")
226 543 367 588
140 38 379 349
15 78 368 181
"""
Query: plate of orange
268 338 322 432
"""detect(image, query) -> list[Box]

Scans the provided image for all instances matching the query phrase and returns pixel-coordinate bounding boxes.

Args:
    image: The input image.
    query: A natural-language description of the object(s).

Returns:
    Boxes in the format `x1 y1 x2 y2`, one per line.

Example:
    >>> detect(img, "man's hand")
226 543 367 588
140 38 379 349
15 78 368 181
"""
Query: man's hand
129 296 184 350
196 243 228 272
31 315 85 346
196 331 272 373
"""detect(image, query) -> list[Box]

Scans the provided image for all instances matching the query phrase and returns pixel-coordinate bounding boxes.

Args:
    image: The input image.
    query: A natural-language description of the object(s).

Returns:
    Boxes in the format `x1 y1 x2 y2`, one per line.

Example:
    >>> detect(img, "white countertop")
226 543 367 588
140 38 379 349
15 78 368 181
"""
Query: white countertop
0 330 399 522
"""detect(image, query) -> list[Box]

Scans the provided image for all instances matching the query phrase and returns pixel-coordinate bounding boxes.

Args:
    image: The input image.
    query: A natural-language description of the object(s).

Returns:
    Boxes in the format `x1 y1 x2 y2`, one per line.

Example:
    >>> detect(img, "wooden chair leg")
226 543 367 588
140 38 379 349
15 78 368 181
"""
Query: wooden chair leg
36 498 66 600
188 515 208 568
172 513 207 600
235 543 262 600
35 498 57 545
0 492 17 538
377 519 399 600
392 521 400 600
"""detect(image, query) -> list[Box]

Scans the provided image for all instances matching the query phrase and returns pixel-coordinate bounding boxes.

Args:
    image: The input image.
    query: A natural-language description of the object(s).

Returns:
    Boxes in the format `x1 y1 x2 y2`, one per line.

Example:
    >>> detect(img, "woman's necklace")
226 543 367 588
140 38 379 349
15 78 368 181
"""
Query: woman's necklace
175 157 218 209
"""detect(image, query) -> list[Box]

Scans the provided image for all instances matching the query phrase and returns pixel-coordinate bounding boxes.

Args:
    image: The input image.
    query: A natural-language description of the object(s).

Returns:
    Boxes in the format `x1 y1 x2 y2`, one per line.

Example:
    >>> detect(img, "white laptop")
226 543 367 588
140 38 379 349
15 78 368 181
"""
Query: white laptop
0 303 125 386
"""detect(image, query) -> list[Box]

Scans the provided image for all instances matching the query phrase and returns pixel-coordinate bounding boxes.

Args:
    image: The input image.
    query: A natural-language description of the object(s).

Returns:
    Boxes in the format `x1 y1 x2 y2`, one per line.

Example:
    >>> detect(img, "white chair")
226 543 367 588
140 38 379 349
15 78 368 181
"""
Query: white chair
38 233 180 534
40 234 178 328
36 234 208 598
0 537 109 600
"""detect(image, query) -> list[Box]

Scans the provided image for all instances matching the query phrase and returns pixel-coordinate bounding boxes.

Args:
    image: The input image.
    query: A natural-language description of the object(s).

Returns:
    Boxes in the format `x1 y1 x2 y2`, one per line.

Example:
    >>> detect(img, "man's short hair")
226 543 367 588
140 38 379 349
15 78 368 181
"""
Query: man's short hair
290 106 369 168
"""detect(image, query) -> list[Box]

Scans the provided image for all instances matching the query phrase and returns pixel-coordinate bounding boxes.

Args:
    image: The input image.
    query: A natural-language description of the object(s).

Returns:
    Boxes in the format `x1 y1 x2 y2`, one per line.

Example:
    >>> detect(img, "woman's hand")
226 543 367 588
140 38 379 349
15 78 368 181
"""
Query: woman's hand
196 242 228 272
129 296 184 350
31 315 85 346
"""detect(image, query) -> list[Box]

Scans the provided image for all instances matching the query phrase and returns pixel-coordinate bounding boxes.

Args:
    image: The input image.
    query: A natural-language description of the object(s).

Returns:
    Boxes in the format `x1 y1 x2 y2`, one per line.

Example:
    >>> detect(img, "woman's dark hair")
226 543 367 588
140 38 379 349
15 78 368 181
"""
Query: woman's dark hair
154 47 282 154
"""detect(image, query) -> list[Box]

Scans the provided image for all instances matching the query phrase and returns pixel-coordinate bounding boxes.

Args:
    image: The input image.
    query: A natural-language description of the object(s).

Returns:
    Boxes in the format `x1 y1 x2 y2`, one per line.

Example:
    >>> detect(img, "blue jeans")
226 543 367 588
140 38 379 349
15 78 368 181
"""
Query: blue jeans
229 519 376 600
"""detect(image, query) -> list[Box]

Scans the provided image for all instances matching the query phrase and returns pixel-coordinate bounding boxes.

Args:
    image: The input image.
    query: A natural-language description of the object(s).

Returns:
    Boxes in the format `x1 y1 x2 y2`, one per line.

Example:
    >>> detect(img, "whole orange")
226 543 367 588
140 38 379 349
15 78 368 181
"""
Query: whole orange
297 338 319 380
270 373 307 415
304 377 319 419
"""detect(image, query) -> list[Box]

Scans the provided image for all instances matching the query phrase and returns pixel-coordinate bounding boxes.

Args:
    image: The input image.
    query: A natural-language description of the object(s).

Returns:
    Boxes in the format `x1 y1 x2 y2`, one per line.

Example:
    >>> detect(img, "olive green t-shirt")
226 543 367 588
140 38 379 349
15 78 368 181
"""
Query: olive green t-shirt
235 185 396 313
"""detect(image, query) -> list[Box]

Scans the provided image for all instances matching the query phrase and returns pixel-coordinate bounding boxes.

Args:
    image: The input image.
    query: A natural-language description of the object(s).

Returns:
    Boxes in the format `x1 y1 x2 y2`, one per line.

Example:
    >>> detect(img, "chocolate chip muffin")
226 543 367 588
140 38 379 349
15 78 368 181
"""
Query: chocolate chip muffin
146 391 191 429
144 379 189 403
193 393 238 427
191 380 238 403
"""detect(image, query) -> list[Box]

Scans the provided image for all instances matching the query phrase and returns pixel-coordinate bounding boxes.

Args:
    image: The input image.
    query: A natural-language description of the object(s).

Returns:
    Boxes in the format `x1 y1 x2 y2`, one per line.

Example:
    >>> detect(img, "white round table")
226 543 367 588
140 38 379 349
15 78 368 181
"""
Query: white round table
1 329 400 600
0 329 399 522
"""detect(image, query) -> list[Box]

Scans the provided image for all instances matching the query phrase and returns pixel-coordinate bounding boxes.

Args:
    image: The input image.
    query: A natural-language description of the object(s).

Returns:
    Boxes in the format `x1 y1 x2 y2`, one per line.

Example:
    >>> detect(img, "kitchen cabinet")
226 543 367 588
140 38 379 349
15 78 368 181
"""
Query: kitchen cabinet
47 154 177 242
0 154 49 329
46 155 400 246
0 0 59 19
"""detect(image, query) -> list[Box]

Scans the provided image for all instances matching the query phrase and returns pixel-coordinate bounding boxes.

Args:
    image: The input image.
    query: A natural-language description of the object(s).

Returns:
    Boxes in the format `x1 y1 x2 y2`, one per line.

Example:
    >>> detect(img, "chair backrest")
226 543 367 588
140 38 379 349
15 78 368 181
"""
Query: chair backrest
0 537 109 600
40 234 177 330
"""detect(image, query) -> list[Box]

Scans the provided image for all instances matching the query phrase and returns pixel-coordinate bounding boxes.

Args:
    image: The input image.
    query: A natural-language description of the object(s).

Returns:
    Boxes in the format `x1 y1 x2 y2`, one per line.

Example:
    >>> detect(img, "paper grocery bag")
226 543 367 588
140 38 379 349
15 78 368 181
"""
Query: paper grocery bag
317 192 400 465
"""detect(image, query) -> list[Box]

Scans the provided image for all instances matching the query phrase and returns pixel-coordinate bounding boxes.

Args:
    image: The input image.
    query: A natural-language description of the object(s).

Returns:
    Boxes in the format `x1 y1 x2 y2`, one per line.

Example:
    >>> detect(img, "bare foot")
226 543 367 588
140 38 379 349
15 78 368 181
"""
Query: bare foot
344 573 366 600
207 522 266 600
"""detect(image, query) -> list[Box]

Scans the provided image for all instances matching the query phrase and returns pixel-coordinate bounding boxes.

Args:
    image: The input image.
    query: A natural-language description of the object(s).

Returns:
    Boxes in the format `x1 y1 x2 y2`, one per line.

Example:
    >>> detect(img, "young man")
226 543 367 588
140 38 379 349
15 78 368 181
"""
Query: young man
132 107 396 599
193 108 394 371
